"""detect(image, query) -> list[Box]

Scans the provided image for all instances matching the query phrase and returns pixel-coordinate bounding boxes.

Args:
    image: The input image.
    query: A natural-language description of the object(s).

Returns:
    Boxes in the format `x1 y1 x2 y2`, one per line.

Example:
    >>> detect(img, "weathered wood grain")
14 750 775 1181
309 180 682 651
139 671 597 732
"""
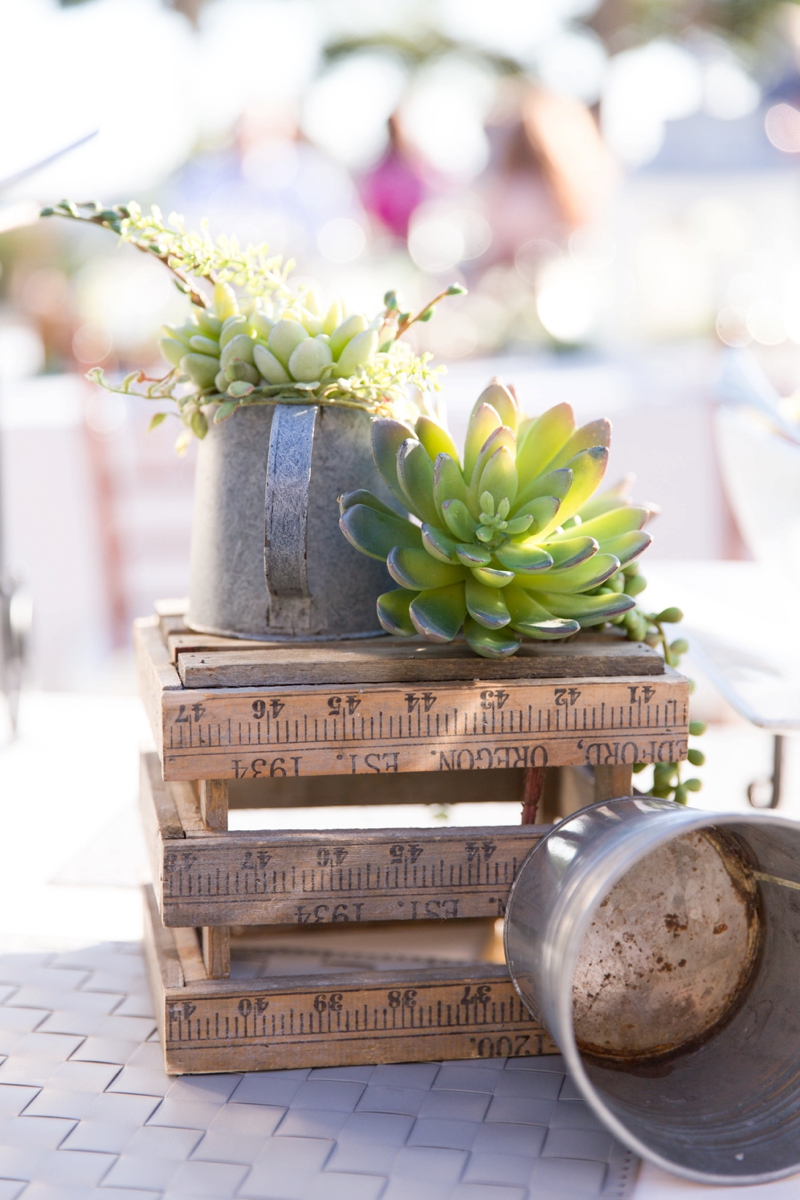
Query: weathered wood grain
139 753 181 905
170 781 208 834
141 752 183 839
143 887 556 1074
134 617 182 759
167 633 275 662
143 886 183 989
143 768 548 928
172 925 207 983
176 636 664 689
202 926 230 979
594 763 634 802
199 779 228 831
157 672 689 782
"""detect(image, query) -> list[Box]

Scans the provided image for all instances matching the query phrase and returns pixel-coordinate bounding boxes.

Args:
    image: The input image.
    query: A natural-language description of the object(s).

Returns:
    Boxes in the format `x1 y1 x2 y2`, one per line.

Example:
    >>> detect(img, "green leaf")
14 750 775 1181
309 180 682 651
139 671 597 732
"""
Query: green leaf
254 343 291 384
504 587 581 640
377 589 417 636
470 381 518 432
447 282 467 296
415 415 461 466
463 403 502 481
478 446 518 509
540 536 598 570
546 418 611 471
519 552 620 593
456 543 491 568
190 410 208 439
421 524 460 564
576 477 635 523
494 541 553 573
181 353 220 389
338 490 401 518
371 419 417 509
471 566 514 588
464 618 521 659
189 333 221 356
387 547 466 591
536 590 635 623
227 380 254 398
434 453 473 520
409 583 467 642
397 439 440 525
159 336 187 368
148 412 169 431
537 447 608 537
512 496 561 536
598 530 652 566
548 505 648 543
441 499 476 542
516 402 575 481
465 577 511 628
213 401 238 423
468 424 516 494
513 467 573 513
340 505 422 561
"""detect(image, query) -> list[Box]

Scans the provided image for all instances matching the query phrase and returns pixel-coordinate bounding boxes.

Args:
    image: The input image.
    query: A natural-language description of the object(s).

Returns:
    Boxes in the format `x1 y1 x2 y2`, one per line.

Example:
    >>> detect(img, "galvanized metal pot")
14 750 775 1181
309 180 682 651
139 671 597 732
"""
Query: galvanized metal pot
505 797 800 1185
187 403 392 640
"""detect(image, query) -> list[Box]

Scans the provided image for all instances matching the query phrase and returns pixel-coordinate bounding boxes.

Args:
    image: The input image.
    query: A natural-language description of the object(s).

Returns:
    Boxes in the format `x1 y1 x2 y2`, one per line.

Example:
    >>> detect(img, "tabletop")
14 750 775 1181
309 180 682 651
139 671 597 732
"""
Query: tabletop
0 560 798 1198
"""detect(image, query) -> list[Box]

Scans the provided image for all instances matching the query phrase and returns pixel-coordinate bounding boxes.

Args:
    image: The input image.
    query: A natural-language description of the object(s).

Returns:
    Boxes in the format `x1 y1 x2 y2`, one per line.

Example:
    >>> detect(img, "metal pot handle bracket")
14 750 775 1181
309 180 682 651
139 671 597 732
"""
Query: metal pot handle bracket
263 403 317 632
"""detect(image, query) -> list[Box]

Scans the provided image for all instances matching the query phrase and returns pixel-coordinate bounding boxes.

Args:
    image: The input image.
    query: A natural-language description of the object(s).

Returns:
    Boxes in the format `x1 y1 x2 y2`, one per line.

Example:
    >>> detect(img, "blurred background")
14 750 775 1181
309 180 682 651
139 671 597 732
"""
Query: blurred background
1 0 800 694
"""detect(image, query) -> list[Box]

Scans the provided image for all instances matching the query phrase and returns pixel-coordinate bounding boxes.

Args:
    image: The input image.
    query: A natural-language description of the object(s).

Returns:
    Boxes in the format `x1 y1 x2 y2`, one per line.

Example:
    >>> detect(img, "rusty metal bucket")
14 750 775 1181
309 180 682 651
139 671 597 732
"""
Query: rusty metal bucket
504 796 800 1184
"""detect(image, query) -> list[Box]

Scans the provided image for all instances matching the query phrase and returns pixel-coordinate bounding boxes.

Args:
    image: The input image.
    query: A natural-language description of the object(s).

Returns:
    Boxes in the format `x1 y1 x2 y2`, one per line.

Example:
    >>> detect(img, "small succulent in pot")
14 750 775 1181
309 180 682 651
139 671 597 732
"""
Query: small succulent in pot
340 381 655 659
41 200 461 449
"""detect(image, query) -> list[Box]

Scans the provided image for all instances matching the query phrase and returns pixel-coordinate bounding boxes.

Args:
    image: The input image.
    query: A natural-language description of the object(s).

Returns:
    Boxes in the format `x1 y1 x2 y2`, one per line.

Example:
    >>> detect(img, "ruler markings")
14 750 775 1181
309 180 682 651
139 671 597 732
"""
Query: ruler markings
161 678 688 779
167 987 535 1047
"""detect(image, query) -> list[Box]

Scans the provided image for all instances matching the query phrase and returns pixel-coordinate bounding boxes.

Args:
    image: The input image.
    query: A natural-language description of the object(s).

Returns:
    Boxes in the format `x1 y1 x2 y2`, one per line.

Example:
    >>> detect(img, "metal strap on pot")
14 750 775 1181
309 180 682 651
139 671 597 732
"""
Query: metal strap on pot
263 403 316 631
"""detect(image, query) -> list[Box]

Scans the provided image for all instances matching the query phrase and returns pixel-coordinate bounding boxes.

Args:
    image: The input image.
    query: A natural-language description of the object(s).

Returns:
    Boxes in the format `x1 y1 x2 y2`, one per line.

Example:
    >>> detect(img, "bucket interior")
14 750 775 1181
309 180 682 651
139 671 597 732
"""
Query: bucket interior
574 819 800 1180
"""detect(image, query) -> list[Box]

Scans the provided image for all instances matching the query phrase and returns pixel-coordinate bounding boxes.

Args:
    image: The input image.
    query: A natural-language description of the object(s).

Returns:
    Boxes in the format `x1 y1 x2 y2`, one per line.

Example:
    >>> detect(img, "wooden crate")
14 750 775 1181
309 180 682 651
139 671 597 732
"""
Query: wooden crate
143 885 557 1075
138 604 689 1071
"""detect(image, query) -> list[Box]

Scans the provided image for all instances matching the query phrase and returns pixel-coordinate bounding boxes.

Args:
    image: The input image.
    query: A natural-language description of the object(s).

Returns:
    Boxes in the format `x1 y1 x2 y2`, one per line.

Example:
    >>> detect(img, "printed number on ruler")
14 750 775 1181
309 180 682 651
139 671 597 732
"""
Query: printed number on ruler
165 976 554 1058
162 677 689 780
161 829 543 925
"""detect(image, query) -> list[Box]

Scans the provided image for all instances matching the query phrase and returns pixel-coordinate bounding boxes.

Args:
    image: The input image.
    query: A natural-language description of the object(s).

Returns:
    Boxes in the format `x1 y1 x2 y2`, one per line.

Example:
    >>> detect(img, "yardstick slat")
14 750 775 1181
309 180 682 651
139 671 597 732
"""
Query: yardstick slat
141 754 548 927
176 636 664 688
144 887 556 1074
158 672 689 782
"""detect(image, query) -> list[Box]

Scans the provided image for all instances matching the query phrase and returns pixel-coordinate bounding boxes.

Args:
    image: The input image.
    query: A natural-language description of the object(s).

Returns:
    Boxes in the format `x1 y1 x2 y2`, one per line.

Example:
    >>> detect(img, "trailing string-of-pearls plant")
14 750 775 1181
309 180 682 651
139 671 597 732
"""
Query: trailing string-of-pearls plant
41 199 460 451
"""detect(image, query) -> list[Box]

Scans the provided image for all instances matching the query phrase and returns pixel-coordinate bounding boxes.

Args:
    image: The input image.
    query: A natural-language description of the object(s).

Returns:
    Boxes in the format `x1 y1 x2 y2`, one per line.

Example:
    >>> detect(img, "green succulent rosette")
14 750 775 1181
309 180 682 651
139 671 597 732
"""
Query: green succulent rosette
339 381 654 659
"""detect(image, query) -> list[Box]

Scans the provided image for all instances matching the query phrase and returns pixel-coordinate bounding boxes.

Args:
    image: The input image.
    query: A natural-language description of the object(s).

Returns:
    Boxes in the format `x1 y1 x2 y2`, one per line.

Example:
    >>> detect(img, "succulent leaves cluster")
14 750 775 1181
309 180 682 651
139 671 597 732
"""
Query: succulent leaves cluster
340 380 655 659
340 380 705 801
42 200 457 446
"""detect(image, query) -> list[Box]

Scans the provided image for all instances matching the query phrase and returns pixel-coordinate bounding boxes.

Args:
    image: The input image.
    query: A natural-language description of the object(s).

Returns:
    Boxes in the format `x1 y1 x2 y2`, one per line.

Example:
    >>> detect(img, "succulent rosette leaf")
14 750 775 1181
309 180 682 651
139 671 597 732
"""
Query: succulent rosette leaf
339 381 653 659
